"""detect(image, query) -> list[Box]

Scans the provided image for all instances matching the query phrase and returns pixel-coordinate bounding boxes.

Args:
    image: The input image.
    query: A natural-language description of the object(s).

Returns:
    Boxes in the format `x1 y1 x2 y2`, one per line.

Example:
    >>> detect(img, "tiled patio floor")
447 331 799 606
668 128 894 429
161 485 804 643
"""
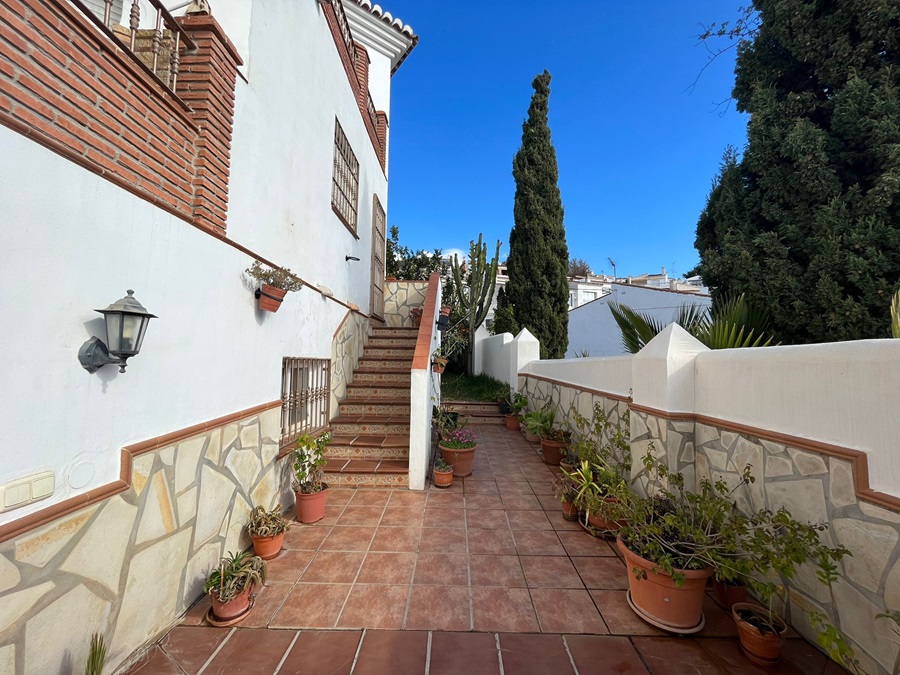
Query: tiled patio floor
127 425 843 674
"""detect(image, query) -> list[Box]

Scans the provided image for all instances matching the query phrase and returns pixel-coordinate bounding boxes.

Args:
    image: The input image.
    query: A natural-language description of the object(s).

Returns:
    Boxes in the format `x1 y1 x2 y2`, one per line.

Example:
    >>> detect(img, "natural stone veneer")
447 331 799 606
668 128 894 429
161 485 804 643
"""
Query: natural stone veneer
0 406 292 674
331 310 371 416
521 374 900 675
383 280 428 327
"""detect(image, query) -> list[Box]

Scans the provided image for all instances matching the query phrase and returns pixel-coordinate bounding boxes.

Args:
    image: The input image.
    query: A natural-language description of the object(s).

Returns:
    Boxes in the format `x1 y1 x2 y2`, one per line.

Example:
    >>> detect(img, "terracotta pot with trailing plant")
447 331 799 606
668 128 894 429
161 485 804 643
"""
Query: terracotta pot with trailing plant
246 260 304 313
502 390 527 431
247 505 291 560
410 306 423 328
521 410 542 443
553 474 580 522
432 356 448 374
438 428 478 477
292 431 331 523
565 460 628 535
525 407 570 465
204 551 267 625
432 457 454 488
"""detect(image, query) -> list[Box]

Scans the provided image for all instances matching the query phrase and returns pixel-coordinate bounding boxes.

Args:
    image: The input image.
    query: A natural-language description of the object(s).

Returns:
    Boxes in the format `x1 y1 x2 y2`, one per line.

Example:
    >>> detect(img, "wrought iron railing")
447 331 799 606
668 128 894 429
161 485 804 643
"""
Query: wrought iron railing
281 358 331 445
319 0 358 68
72 0 197 92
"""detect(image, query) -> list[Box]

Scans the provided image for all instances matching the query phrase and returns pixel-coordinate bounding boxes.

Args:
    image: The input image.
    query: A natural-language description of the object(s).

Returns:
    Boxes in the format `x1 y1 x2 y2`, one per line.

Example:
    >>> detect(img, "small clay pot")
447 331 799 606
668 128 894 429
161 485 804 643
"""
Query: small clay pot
439 444 477 477
504 414 520 431
251 532 285 560
257 284 286 312
539 437 567 466
713 579 748 610
432 358 448 374
209 584 252 622
561 500 579 521
295 488 329 524
732 602 786 666
433 468 453 488
523 429 539 443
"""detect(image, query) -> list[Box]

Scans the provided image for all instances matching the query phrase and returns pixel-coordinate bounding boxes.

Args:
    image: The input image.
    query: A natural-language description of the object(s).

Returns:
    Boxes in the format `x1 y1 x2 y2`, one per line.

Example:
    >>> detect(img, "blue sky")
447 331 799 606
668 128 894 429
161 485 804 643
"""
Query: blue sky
383 1 747 278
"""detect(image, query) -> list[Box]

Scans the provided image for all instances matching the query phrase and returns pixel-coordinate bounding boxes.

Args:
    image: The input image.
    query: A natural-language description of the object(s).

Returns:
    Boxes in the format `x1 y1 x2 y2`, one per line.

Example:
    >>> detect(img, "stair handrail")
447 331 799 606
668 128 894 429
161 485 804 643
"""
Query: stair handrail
408 271 442 489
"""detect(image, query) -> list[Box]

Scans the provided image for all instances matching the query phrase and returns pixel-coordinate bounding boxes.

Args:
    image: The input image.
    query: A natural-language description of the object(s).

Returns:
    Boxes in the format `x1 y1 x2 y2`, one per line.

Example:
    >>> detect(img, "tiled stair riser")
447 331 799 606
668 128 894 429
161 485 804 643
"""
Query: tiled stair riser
367 338 419 348
364 348 417 358
331 422 411 436
353 372 412 384
326 445 409 460
346 385 409 399
327 473 407 488
358 358 411 368
339 402 412 416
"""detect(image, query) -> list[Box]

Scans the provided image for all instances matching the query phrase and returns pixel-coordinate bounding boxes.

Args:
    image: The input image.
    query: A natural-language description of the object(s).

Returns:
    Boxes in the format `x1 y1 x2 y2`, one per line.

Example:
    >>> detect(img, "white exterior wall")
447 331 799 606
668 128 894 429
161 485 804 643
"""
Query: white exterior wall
0 0 398 523
567 284 711 358
520 355 633 400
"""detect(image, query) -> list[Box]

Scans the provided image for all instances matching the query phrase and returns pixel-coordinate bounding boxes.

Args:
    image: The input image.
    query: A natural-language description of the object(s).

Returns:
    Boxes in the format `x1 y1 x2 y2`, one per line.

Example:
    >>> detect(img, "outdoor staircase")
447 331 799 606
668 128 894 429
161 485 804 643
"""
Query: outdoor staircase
324 326 416 488
443 400 505 425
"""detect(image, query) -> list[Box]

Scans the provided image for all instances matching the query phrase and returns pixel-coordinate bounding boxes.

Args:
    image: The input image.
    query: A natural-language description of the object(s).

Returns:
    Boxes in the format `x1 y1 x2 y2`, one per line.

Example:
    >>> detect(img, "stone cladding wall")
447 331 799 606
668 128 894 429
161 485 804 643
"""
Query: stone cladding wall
331 310 371 416
383 280 427 327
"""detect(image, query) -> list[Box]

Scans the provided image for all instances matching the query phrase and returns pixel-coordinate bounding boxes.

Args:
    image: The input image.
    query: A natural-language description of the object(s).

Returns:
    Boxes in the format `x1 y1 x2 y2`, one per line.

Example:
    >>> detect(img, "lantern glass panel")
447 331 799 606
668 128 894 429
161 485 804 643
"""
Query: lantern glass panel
105 313 123 353
119 314 144 355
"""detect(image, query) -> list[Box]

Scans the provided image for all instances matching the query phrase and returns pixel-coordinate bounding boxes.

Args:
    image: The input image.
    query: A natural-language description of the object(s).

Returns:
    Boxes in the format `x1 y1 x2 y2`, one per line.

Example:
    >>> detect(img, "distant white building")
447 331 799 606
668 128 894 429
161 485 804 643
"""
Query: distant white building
566 283 712 358
624 267 709 294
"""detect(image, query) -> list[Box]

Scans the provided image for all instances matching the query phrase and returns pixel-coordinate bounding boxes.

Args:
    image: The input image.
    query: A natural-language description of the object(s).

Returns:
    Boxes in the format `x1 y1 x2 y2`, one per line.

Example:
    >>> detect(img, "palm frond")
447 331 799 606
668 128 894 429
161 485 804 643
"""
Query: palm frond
891 289 900 338
609 303 668 353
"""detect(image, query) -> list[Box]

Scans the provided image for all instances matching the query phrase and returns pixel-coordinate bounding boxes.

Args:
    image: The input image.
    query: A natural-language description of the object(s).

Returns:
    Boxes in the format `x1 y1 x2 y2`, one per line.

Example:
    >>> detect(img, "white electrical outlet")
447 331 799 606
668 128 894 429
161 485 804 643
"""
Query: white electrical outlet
0 471 55 512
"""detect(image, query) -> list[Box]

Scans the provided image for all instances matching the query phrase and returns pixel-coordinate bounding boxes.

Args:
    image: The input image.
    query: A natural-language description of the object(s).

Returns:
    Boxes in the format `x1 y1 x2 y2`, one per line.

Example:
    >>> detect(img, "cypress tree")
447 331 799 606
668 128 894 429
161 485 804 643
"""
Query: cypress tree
507 70 570 358
695 0 900 344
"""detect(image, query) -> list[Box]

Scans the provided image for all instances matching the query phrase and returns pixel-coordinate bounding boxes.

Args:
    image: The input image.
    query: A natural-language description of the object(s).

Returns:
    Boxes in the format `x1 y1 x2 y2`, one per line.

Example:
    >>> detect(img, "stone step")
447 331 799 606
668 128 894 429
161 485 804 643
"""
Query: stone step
462 414 506 425
327 434 409 457
346 382 411 399
330 415 411 436
353 371 411 385
443 400 502 415
364 347 416 358
339 398 411 416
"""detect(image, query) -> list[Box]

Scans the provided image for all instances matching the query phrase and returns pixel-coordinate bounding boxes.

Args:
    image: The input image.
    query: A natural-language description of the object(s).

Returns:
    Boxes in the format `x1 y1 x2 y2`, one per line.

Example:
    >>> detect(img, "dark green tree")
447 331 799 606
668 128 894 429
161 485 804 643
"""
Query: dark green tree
507 70 570 358
695 1 900 343
490 286 520 336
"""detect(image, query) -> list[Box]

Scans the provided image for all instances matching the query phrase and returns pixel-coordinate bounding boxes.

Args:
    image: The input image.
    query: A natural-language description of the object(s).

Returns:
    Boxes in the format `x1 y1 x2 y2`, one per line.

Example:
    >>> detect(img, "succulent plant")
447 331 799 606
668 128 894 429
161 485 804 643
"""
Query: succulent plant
204 551 267 604
246 505 290 538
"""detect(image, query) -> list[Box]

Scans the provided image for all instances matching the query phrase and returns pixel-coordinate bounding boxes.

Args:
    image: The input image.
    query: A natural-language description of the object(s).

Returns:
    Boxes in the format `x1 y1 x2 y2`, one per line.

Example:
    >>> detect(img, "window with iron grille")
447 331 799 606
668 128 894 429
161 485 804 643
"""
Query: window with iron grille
281 358 331 446
331 119 360 233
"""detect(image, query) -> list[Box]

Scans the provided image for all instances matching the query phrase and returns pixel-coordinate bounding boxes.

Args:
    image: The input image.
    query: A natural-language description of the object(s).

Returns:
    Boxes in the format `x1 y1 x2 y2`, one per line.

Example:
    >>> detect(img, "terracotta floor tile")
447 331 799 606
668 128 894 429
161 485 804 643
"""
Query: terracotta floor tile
180 596 211 626
202 627 296 675
565 635 649 674
696 594 739 637
521 556 584 589
352 630 428 675
538 494 563 511
466 508 510 529
591 590 667 636
465 494 505 510
424 507 465 528
337 585 410 629
388 490 429 506
380 506 425 526
370 526 422 552
557 532 616 557
470 554 527 588
531 589 608 634
630 637 722 675
497 480 534 495
349 490 392 506
278 630 362 675
501 494 545 510
513 530 566 556
264 549 315 583
471 587 539 632
497 633 574 675
336 505 385 527
413 553 469 586
465 480 500 494
468 527 517 555
528 479 557 495
420 527 468 553
548 510 585 531
125 646 183 674
357 551 417 584
694 637 782 674
507 509 553 531
405 585 471 630
327 489 356 505
429 632 501 675
779 638 831 672
427 491 466 508
300 551 365 583
282 525 330 550
159 626 228 674
321 525 376 551
571 556 628 590
238 582 292 628
269 583 351 628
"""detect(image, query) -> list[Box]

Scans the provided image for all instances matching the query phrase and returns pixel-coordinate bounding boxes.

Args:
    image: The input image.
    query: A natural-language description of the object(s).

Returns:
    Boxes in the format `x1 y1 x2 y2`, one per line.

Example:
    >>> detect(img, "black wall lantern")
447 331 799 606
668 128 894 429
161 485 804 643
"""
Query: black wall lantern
436 314 450 332
78 290 157 373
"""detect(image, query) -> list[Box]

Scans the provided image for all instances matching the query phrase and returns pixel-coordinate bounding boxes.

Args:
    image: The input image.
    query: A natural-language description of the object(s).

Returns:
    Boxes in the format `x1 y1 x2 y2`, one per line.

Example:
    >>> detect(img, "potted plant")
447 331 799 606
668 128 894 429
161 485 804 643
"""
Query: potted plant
565 459 628 535
438 427 478 477
502 391 527 431
433 457 454 487
521 410 544 443
410 306 423 328
553 473 580 521
292 431 330 523
203 550 267 624
432 355 448 374
528 407 570 466
246 505 291 560
246 260 304 312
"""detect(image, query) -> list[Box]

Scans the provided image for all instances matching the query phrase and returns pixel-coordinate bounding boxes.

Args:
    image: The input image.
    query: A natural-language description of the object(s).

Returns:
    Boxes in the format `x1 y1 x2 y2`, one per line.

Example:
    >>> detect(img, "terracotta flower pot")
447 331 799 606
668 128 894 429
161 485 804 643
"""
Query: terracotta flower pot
433 358 447 374
713 579 748 610
560 460 574 474
251 532 285 560
439 444 477 477
524 429 539 443
539 437 567 466
433 468 453 488
617 536 712 631
732 603 786 666
257 284 286 312
209 584 252 622
295 488 328 524
504 414 520 431
586 497 626 533
561 499 579 521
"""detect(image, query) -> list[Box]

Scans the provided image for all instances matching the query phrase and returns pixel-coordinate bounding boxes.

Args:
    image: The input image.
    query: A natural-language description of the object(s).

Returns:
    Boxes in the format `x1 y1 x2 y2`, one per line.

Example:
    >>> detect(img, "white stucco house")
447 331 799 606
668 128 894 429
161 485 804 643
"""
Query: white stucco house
566 283 712 358
0 0 417 670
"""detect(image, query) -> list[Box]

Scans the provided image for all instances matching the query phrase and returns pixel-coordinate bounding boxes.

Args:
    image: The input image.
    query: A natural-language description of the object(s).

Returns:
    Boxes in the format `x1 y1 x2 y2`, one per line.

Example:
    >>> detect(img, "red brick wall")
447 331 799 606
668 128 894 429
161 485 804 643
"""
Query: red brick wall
0 0 240 233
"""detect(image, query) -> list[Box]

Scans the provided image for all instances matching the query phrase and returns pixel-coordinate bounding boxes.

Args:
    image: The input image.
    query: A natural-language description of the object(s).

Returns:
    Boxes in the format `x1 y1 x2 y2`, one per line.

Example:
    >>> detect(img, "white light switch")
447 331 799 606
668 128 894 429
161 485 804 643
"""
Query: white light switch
3 482 30 509
1 471 55 512
31 473 55 499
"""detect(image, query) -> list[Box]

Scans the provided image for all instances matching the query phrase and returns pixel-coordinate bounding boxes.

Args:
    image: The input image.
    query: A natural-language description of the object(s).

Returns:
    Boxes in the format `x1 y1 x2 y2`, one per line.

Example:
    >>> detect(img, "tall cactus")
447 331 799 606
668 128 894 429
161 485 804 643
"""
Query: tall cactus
451 234 501 374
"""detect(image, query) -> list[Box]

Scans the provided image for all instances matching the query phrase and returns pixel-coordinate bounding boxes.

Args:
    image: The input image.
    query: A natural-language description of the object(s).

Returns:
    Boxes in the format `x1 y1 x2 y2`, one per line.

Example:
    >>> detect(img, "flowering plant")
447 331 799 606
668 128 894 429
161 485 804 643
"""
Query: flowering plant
410 307 423 320
439 428 477 449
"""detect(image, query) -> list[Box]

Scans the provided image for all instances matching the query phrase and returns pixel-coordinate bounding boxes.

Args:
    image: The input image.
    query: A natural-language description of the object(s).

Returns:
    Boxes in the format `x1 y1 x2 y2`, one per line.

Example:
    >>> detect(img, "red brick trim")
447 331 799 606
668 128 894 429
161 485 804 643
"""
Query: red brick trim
0 400 281 544
412 271 440 370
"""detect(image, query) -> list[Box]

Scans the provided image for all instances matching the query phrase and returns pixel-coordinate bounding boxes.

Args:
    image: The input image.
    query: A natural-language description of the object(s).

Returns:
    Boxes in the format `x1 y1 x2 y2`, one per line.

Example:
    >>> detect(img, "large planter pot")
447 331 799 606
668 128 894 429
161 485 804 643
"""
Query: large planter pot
586 497 626 533
439 444 477 477
617 536 712 632
433 468 453 488
295 488 328 524
504 414 520 431
209 584 253 622
256 284 287 312
561 499 580 522
713 579 748 610
539 437 567 466
251 532 285 560
732 603 786 666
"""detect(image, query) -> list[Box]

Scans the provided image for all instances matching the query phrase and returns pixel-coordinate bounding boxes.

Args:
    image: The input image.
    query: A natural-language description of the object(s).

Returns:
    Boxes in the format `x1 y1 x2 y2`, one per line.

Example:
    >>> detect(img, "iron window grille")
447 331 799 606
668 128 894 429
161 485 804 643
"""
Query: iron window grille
281 358 331 446
331 119 360 233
